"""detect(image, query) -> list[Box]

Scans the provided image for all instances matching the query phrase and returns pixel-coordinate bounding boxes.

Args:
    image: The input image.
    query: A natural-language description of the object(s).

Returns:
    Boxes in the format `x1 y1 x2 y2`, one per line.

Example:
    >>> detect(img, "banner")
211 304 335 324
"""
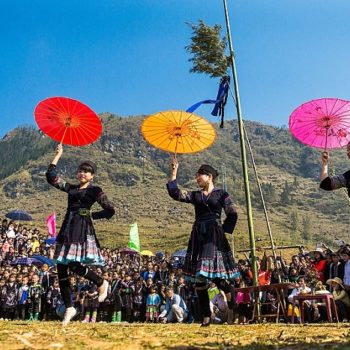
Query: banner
46 212 56 237
128 222 140 252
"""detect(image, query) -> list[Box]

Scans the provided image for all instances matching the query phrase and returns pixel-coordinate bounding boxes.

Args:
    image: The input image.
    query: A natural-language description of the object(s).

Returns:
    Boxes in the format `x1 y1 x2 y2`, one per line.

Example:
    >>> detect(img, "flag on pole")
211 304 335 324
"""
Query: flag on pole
128 222 140 252
186 76 230 128
46 212 57 237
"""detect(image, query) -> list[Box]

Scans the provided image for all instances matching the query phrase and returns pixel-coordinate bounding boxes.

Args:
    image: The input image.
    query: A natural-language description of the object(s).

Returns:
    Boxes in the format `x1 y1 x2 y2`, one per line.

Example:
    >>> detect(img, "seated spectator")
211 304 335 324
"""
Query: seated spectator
326 277 350 322
312 281 331 321
288 276 313 322
210 291 228 324
158 287 188 323
207 281 220 301
288 267 300 283
314 281 330 294
288 276 311 302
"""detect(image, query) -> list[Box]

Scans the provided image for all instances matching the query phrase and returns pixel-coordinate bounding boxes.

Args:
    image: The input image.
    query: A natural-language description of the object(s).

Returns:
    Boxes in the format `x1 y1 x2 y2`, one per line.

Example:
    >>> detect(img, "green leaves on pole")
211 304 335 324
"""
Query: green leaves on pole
185 20 230 78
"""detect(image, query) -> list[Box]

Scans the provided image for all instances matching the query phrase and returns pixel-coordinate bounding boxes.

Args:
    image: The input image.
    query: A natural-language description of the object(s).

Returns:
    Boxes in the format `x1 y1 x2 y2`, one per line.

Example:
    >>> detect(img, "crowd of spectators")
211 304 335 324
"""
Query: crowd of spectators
1 218 350 324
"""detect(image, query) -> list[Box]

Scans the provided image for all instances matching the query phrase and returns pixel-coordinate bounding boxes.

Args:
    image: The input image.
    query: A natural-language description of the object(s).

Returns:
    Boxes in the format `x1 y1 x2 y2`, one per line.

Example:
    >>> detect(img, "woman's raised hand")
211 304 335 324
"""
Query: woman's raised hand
321 151 329 165
51 144 63 165
170 156 179 181
171 156 179 171
56 144 63 157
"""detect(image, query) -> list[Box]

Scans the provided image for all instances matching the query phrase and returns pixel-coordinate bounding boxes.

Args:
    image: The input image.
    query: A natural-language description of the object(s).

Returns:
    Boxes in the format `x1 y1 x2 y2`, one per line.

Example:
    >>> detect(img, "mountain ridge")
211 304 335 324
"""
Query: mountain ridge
0 113 348 255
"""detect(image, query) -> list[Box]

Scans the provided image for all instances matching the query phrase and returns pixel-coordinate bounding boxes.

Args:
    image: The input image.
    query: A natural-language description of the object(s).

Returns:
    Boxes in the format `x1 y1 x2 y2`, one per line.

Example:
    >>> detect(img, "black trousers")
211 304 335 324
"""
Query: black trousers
57 262 103 308
196 279 233 319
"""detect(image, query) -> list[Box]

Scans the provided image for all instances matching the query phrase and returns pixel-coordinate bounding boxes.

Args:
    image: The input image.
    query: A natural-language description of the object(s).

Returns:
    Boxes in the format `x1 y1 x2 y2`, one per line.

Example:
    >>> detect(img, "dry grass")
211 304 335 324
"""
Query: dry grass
1 321 350 350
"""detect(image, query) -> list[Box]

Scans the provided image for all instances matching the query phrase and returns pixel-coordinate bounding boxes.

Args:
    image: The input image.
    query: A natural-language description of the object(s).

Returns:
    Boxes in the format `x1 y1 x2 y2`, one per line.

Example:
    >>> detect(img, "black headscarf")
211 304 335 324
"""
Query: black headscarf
197 164 219 180
78 161 97 174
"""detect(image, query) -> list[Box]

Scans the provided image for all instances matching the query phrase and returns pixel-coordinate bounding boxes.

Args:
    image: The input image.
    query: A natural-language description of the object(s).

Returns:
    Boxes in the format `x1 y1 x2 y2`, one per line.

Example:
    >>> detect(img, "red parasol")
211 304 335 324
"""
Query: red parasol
34 97 102 146
289 97 350 150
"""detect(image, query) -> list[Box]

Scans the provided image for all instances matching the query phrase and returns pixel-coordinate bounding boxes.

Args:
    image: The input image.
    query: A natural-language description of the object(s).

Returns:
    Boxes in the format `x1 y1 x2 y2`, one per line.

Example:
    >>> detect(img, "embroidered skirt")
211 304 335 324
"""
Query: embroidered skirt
183 218 239 280
54 211 104 266
54 233 105 266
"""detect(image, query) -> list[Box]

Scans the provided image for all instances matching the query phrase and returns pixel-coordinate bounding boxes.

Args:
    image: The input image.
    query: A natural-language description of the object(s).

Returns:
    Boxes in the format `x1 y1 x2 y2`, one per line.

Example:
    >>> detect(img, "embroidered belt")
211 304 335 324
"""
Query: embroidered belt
78 208 91 217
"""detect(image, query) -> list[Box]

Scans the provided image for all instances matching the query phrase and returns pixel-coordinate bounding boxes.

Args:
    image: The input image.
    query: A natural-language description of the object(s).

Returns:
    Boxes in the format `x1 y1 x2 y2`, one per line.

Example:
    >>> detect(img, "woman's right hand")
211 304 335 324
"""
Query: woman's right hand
51 144 63 165
171 156 179 172
170 156 178 181
56 144 63 157
321 151 328 165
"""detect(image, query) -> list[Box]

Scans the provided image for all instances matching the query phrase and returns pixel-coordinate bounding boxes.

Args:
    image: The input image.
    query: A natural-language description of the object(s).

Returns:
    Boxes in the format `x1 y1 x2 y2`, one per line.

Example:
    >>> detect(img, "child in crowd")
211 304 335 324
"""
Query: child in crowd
82 282 99 323
145 286 161 322
120 274 133 322
132 277 144 322
28 274 44 321
236 280 251 324
46 278 62 321
17 275 30 320
2 273 18 320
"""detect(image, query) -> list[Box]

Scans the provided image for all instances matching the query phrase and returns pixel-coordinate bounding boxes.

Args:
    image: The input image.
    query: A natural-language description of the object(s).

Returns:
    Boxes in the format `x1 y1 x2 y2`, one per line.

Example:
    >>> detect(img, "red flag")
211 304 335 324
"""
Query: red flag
46 213 56 237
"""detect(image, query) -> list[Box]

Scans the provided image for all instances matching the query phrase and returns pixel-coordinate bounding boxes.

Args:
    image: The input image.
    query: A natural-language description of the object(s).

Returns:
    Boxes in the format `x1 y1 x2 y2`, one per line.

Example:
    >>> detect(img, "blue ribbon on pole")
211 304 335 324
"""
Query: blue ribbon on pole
186 76 230 128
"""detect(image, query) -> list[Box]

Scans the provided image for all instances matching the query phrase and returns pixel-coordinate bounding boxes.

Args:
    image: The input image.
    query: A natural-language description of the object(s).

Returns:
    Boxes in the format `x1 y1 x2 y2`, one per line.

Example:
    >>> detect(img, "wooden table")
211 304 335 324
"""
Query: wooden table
235 283 297 323
291 293 339 323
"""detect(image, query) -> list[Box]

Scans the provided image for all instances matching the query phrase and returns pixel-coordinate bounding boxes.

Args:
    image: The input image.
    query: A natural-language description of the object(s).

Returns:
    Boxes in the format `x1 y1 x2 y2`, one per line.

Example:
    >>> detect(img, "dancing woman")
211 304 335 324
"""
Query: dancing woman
320 146 350 193
46 144 115 325
167 157 238 326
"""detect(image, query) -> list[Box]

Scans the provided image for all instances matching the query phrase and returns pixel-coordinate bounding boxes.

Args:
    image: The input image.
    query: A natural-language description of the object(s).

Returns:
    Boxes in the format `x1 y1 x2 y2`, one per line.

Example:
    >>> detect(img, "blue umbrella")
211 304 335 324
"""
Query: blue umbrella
32 255 55 267
5 210 32 221
11 257 43 266
45 237 56 245
172 249 187 258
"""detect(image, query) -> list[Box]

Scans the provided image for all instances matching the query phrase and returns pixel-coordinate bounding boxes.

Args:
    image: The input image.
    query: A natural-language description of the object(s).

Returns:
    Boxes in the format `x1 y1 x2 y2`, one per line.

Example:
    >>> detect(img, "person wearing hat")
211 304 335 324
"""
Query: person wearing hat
326 277 350 321
311 247 327 283
167 158 238 326
46 144 115 325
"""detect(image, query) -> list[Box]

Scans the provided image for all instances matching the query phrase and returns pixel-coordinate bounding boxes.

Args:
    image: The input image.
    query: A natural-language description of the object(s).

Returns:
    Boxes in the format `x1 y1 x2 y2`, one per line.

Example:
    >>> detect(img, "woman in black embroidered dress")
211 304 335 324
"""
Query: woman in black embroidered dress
320 144 350 194
46 144 115 325
167 157 238 326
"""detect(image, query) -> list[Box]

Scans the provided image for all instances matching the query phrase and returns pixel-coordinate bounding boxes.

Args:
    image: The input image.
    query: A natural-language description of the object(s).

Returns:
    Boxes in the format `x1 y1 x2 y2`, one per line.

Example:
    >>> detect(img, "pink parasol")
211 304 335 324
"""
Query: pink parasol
289 98 350 150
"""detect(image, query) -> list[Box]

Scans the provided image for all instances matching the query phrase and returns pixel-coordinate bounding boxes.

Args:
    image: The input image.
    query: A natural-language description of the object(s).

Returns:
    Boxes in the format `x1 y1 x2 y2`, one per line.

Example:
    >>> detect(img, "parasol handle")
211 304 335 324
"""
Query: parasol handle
59 127 68 145
172 137 179 169
172 153 178 170
324 127 329 152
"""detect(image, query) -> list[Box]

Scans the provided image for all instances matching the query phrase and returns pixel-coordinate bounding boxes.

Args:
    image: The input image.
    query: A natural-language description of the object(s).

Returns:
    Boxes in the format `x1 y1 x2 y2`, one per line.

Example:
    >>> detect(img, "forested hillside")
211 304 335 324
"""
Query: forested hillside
0 114 349 254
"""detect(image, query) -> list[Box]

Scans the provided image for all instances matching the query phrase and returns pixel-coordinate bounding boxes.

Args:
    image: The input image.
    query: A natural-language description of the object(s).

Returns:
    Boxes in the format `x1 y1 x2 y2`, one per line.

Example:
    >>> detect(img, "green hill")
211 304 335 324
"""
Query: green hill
0 114 349 255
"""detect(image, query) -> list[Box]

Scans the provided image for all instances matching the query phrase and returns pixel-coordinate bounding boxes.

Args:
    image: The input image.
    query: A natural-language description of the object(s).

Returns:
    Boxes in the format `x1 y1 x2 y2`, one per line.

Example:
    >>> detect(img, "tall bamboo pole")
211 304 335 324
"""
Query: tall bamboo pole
222 0 258 286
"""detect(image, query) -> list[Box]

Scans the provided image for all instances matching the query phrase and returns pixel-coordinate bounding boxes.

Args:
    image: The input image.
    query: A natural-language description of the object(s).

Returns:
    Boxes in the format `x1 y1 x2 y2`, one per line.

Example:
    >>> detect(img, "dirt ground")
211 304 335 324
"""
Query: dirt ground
1 321 350 350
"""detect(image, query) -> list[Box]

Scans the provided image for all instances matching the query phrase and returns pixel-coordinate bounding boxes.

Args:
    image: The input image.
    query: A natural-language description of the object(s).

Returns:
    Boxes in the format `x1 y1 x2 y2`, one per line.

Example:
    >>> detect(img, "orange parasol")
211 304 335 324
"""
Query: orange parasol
141 110 216 157
34 96 102 146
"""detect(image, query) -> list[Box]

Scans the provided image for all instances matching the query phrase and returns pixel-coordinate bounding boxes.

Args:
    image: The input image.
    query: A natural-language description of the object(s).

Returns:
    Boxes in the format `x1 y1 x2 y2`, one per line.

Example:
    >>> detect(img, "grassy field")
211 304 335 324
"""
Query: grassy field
1 321 350 350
